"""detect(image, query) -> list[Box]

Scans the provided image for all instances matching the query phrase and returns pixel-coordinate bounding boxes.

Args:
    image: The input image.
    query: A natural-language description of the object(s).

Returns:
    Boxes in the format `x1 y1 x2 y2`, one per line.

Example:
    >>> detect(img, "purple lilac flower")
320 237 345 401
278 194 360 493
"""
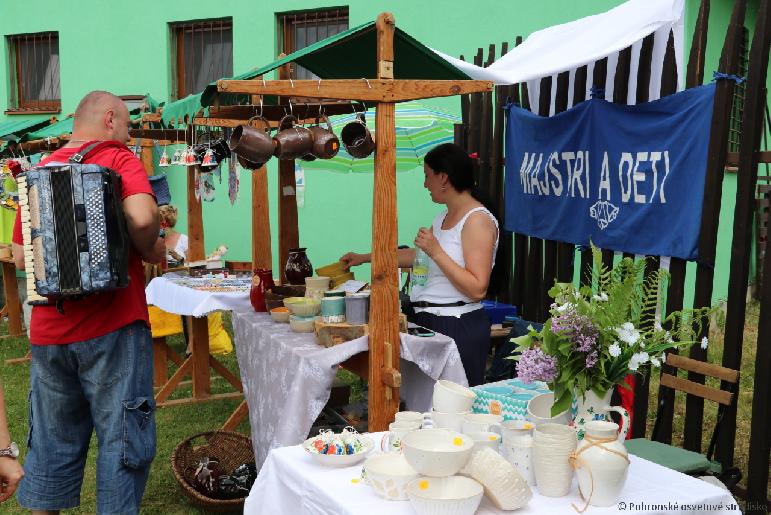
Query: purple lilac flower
550 308 599 353
516 347 558 383
585 349 599 368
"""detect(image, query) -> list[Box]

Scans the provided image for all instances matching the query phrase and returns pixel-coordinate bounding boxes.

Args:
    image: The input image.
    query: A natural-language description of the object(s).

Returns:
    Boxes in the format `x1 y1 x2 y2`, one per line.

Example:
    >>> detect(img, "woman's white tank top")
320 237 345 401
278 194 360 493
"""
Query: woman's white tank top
410 206 499 317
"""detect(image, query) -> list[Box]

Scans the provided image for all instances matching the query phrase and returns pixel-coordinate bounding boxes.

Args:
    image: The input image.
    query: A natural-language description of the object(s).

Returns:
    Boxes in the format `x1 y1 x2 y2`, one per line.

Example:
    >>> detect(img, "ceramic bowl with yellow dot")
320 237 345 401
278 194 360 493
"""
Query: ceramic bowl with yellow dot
406 475 483 515
283 297 322 317
401 429 473 478
363 453 419 501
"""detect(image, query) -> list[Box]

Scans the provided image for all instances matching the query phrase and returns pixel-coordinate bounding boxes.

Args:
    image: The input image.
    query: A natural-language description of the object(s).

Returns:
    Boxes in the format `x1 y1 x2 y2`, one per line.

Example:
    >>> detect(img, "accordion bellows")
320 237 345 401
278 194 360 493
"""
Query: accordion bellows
19 163 130 302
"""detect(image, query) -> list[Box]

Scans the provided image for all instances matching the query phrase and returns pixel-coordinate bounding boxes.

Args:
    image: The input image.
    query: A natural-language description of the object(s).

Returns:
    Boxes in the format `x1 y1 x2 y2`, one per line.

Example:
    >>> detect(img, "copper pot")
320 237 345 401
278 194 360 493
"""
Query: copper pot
341 113 375 158
229 116 274 166
273 115 314 161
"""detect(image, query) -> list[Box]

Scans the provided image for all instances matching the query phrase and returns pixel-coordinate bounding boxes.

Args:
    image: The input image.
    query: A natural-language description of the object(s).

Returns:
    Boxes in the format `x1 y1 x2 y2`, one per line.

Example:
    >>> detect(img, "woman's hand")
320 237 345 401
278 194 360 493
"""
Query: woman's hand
414 227 441 258
339 252 369 270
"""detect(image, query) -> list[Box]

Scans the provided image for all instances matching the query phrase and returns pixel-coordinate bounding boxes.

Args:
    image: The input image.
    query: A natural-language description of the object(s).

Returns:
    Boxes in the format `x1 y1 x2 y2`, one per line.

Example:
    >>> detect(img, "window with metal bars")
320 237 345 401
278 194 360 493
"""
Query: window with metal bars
277 8 349 80
6 32 61 112
170 18 233 100
727 26 749 154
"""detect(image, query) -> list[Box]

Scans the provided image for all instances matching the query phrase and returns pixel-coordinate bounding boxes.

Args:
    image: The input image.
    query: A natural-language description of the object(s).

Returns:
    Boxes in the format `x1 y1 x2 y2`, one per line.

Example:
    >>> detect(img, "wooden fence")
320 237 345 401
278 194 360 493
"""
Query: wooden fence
456 0 770 511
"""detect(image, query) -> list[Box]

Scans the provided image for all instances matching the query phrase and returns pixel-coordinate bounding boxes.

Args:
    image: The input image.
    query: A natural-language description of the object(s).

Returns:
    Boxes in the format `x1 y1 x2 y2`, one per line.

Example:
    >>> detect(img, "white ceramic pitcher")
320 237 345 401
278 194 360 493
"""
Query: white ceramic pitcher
573 420 630 508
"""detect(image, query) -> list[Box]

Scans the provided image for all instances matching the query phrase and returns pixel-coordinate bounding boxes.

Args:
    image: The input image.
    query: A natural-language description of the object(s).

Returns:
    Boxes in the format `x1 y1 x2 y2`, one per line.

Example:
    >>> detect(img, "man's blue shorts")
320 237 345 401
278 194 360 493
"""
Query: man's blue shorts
17 321 156 514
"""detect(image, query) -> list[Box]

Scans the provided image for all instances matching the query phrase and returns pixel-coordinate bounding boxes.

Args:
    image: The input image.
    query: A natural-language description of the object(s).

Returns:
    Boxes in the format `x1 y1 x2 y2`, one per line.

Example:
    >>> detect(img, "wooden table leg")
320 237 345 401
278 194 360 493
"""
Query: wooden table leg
152 337 169 388
191 316 211 399
2 262 23 336
222 400 249 431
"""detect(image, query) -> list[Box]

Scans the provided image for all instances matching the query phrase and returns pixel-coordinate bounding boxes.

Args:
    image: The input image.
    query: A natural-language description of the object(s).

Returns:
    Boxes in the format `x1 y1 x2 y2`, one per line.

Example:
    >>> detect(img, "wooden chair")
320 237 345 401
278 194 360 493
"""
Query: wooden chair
626 354 741 488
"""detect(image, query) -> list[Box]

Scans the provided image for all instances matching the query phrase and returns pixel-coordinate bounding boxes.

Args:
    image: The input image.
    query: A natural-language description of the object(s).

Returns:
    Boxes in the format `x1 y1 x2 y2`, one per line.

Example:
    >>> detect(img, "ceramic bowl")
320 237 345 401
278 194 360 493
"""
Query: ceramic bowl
432 380 476 413
284 297 322 317
305 275 331 291
363 453 419 500
406 475 483 515
289 315 318 333
428 410 469 433
401 429 474 477
527 392 570 427
270 307 290 323
264 284 306 311
460 447 532 510
302 436 373 468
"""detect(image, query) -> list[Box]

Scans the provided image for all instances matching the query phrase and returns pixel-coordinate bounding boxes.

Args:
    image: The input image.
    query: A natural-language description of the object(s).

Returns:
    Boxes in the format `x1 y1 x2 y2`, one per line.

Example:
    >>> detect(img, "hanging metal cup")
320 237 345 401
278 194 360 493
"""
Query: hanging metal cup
229 116 274 166
341 112 375 158
308 114 340 160
273 115 315 161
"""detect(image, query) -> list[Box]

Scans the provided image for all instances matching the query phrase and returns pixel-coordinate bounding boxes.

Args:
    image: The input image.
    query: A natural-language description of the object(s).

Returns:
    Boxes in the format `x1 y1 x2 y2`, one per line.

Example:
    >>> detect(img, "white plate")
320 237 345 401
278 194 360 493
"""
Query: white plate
302 436 374 468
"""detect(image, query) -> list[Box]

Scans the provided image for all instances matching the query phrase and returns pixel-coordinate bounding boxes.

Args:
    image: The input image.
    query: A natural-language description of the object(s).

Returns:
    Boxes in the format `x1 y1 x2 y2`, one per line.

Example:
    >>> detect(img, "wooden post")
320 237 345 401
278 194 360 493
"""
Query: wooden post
191 315 211 399
252 166 272 269
278 160 299 283
715 0 771 469
368 12 401 432
187 127 205 262
684 0 747 453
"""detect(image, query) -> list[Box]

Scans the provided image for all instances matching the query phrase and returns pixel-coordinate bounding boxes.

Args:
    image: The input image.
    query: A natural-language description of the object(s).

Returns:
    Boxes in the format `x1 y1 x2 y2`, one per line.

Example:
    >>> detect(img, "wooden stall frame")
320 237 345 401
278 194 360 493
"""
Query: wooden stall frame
217 12 492 431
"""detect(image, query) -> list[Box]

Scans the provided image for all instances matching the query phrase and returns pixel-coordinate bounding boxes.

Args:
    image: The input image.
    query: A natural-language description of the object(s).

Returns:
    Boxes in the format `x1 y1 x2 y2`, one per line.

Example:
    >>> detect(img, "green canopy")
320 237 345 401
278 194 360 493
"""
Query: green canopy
0 118 52 141
161 20 469 125
25 116 74 140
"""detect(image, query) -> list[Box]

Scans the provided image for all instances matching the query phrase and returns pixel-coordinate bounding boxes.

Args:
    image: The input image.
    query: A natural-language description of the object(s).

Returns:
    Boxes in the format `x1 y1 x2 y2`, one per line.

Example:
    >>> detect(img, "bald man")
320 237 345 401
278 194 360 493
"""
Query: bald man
11 90 164 515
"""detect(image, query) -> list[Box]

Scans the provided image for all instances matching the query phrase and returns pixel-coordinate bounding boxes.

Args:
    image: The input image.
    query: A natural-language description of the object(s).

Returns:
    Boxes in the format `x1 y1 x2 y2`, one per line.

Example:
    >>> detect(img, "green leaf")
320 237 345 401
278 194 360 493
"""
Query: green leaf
552 388 573 417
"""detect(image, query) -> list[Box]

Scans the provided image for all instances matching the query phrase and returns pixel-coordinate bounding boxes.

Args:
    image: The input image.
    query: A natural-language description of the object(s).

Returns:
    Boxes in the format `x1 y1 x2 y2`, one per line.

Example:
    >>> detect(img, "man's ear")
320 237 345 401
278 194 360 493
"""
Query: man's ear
105 109 115 130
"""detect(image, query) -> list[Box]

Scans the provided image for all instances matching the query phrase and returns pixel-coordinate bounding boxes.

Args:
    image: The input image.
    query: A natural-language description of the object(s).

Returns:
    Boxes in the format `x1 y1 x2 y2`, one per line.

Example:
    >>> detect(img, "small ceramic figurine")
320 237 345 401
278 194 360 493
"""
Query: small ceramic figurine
207 245 229 261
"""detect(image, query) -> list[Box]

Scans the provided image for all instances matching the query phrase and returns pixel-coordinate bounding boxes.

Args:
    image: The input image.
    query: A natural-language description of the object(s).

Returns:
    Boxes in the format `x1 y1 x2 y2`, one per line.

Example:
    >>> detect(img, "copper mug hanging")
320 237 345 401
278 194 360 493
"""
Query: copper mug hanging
273 115 315 161
229 116 274 166
341 112 375 158
307 114 340 160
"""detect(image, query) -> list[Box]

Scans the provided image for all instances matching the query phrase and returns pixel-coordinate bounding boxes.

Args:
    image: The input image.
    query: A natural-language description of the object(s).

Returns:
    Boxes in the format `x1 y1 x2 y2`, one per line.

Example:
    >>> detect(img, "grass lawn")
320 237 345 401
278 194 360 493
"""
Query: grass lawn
0 306 767 513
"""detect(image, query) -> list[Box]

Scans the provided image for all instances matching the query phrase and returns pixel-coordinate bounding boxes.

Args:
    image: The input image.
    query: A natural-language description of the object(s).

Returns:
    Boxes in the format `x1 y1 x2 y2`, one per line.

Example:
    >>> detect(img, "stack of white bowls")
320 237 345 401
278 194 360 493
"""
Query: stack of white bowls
429 380 476 432
532 423 578 497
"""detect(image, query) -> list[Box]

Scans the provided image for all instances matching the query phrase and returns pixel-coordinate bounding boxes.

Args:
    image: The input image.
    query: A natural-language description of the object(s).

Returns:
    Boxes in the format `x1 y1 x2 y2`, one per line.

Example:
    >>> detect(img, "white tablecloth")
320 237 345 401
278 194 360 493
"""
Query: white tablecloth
145 274 251 316
231 311 468 470
244 432 740 515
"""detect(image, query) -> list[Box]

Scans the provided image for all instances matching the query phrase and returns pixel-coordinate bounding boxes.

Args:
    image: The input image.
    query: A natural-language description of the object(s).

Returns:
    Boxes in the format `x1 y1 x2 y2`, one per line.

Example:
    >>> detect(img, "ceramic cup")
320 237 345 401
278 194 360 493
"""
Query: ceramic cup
321 297 346 323
501 420 536 486
533 423 577 497
527 392 570 427
381 421 421 454
345 293 370 325
466 431 502 454
462 413 503 435
425 410 469 433
432 380 476 413
395 411 425 427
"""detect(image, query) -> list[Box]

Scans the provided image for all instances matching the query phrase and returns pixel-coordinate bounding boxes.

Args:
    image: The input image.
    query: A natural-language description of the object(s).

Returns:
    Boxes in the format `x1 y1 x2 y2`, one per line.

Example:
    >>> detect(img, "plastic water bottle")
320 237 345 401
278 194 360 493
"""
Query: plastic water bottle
411 248 429 288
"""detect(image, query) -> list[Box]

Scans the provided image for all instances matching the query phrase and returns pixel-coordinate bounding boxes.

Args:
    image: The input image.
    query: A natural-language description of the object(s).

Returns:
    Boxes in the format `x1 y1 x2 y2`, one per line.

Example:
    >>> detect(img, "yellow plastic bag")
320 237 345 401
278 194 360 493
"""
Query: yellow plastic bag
207 311 233 355
148 305 183 338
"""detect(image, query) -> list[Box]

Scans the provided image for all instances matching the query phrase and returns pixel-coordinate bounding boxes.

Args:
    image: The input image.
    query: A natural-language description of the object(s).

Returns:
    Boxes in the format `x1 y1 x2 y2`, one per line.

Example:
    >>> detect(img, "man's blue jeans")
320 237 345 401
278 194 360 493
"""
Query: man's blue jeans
17 321 156 515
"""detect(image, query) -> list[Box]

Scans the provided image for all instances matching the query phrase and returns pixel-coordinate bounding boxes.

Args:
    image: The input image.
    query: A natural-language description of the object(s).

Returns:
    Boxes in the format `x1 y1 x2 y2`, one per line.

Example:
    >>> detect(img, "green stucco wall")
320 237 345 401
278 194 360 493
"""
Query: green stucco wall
0 0 763 306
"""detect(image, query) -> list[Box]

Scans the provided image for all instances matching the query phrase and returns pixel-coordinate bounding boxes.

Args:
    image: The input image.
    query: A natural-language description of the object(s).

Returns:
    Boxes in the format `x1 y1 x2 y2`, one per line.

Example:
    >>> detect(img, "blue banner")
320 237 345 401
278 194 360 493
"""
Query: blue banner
504 84 716 260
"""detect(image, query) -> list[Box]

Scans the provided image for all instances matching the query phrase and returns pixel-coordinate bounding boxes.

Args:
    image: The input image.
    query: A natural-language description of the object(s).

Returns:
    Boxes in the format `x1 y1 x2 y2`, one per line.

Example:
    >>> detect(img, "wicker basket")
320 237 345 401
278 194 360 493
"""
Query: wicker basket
171 431 255 513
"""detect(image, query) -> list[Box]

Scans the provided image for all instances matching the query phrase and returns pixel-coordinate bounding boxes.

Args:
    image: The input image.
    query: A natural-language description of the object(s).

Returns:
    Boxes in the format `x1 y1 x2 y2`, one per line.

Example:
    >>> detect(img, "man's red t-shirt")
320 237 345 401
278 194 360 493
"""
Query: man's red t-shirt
12 143 155 345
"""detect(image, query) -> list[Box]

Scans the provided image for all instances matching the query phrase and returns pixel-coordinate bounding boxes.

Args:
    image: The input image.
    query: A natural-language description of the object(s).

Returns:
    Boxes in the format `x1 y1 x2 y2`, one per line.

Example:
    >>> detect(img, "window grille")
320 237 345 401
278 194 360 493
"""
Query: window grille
277 8 349 80
6 32 61 112
171 18 233 100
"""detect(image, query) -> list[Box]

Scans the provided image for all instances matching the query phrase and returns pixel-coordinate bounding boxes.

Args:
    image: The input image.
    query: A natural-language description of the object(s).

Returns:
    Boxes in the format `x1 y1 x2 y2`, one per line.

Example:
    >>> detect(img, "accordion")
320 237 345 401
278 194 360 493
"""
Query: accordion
18 145 130 304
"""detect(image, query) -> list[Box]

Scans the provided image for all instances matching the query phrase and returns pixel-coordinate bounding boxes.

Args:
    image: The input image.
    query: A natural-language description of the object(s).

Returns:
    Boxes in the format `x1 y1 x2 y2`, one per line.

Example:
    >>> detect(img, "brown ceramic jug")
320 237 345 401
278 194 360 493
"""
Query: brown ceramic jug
229 116 274 166
285 247 313 285
273 115 315 161
308 114 340 160
341 113 375 158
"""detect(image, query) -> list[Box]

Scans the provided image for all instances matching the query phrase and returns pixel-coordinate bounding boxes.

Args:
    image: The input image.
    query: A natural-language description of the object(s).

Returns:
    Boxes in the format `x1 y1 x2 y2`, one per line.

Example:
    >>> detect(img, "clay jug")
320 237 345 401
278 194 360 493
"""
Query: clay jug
308 114 340 159
274 115 314 160
341 113 375 158
285 248 313 285
573 420 630 507
229 116 274 166
250 268 275 312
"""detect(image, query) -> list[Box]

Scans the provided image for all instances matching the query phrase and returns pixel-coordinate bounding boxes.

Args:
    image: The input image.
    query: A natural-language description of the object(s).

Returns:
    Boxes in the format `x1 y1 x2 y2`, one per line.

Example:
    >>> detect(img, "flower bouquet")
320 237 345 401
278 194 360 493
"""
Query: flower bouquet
510 247 719 420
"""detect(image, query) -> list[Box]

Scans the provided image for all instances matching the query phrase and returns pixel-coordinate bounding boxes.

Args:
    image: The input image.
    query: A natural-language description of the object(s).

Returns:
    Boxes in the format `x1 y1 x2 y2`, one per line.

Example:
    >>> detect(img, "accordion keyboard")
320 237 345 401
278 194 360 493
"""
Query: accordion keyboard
17 175 48 304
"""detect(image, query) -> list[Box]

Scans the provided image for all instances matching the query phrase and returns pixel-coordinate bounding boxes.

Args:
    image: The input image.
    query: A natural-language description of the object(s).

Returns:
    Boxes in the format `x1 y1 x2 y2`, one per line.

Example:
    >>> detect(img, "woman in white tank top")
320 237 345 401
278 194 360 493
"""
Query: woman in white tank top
341 143 499 386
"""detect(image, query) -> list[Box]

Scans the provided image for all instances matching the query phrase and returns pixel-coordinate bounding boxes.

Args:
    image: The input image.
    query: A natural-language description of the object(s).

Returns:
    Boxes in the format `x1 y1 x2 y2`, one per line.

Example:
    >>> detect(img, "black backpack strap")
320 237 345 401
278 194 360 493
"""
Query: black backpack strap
69 140 129 164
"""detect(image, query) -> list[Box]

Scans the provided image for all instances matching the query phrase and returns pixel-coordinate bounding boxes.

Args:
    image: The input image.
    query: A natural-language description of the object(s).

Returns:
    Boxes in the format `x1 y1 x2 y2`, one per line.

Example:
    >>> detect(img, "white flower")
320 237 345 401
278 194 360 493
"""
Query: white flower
664 331 674 344
701 337 708 350
628 351 650 371
555 302 574 313
608 342 622 357
650 355 661 367
661 352 667 364
654 321 663 331
615 322 641 345
592 292 609 302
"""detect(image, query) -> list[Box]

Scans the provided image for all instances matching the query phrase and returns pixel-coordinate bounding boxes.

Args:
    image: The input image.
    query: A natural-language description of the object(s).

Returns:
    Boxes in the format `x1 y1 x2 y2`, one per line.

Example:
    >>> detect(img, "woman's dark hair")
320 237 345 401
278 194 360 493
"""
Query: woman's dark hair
424 143 505 298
